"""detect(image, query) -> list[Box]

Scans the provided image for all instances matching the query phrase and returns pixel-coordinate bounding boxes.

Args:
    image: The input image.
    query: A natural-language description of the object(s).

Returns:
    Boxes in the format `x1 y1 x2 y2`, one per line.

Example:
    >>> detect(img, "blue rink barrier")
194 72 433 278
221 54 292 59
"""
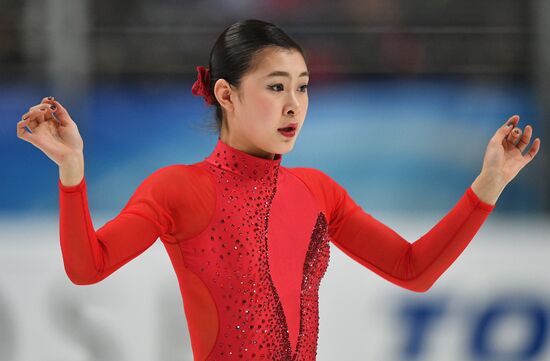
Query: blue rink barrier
2 76 543 215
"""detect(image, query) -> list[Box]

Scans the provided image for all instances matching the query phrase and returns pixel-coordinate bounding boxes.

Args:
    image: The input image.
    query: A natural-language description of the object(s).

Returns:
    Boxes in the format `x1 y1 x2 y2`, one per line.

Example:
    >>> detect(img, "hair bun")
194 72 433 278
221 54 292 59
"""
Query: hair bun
191 65 215 105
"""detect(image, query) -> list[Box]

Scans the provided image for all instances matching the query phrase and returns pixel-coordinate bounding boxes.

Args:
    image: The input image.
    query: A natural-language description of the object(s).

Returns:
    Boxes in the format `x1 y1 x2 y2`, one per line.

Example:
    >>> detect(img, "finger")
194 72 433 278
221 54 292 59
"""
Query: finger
22 105 47 119
23 104 57 124
516 125 532 153
507 127 523 147
17 118 30 137
496 115 519 142
19 113 38 131
17 118 36 143
28 119 38 130
48 99 72 126
41 96 55 104
27 103 53 112
39 105 58 122
46 113 60 133
22 109 46 126
39 97 59 119
502 115 519 130
525 138 541 161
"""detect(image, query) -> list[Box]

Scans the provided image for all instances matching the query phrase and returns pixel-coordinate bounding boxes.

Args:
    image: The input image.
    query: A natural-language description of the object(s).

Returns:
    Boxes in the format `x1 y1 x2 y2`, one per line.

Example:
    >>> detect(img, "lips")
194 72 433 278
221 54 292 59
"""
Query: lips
278 122 298 131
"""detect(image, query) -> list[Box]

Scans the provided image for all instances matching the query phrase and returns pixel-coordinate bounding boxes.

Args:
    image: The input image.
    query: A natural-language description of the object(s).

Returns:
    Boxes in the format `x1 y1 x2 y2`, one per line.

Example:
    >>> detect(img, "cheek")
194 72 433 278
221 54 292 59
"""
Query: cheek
246 93 279 129
253 92 278 114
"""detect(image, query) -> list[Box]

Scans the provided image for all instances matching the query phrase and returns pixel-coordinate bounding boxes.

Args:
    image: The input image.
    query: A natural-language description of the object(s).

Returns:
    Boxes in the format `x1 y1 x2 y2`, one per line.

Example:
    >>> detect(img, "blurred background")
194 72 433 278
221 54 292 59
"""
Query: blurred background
1 1 549 360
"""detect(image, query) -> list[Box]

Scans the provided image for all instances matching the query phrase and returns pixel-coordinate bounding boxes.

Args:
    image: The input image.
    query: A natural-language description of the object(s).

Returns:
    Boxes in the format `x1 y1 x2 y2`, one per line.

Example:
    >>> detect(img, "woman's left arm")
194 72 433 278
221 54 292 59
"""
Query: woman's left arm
326 115 541 292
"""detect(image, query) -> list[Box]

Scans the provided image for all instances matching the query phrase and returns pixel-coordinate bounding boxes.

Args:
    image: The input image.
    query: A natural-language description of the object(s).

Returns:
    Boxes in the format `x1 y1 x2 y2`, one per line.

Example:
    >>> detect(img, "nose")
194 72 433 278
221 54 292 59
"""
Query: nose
285 93 300 116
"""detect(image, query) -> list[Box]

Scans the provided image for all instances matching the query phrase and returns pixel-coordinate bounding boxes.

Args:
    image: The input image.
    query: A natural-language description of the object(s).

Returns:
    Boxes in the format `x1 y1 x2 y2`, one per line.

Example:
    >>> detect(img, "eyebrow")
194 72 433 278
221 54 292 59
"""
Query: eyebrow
265 70 309 78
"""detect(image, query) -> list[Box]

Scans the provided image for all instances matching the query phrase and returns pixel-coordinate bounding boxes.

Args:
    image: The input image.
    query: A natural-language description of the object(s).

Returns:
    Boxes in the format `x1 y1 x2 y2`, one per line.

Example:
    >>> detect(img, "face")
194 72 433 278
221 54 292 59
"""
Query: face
216 46 309 160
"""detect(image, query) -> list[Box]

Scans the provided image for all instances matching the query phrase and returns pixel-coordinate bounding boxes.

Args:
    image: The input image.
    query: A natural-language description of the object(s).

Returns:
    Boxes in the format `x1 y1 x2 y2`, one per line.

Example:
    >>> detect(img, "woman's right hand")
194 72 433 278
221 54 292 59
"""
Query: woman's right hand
17 96 84 166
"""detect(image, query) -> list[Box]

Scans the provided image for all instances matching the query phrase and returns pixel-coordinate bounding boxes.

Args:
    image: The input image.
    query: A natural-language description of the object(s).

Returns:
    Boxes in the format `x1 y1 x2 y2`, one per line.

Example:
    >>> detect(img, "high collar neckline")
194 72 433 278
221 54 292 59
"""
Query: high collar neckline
204 137 282 182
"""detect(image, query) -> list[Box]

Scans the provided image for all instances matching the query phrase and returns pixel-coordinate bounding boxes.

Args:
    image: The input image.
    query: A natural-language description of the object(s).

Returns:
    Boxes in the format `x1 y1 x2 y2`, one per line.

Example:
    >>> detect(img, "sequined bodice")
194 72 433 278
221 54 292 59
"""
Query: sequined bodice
180 138 331 360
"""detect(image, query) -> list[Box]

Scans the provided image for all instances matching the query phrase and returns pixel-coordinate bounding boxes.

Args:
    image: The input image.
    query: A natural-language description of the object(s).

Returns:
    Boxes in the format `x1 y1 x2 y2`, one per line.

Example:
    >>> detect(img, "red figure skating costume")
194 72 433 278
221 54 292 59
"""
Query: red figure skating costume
58 137 495 360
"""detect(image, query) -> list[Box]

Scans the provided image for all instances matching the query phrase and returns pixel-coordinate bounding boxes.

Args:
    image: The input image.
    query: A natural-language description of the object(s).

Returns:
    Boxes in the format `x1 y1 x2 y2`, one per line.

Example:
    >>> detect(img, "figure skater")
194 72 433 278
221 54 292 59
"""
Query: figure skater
16 19 541 361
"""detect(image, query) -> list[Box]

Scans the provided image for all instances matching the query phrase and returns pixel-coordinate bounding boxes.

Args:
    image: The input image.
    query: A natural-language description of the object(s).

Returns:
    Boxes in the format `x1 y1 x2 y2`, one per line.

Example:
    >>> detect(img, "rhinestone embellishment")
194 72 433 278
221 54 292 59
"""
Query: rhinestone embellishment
198 140 331 360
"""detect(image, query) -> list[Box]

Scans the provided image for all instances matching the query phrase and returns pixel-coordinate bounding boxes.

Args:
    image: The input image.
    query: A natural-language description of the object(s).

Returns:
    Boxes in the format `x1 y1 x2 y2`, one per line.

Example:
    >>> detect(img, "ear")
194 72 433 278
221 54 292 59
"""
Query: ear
214 78 236 114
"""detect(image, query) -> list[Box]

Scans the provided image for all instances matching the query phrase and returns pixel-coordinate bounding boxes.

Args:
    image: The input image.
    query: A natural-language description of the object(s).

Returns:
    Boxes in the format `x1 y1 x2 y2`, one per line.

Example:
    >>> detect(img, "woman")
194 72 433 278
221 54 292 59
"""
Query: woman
16 19 541 361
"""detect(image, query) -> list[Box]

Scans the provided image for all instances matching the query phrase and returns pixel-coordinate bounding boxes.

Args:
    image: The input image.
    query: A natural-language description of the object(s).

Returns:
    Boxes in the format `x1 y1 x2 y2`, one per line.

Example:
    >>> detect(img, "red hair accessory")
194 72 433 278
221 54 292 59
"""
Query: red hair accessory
191 65 215 105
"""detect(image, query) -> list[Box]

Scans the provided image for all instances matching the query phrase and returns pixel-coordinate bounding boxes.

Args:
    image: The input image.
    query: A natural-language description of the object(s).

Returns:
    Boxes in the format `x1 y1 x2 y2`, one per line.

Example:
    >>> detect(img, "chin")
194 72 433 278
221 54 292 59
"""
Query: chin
278 141 296 154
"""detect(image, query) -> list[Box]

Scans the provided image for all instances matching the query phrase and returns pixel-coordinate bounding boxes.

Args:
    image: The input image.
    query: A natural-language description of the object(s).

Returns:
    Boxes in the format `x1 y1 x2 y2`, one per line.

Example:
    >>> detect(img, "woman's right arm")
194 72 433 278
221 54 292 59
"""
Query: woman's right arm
58 167 173 285
18 97 173 285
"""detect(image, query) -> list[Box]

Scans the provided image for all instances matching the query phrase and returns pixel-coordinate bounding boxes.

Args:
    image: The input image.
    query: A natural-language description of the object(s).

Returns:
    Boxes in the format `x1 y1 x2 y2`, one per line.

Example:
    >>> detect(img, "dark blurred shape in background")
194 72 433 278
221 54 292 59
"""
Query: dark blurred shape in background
1 0 548 213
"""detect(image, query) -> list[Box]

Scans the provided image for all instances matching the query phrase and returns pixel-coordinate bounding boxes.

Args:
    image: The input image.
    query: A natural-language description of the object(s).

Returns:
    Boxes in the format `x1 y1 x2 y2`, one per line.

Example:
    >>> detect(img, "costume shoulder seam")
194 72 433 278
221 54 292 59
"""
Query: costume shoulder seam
286 166 326 177
150 163 207 177
137 165 200 189
286 167 333 194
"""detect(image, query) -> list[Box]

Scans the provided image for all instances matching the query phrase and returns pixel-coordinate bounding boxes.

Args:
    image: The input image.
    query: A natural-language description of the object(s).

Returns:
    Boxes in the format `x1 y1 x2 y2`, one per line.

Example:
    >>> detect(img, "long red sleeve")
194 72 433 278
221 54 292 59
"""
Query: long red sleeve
58 170 175 285
316 169 495 292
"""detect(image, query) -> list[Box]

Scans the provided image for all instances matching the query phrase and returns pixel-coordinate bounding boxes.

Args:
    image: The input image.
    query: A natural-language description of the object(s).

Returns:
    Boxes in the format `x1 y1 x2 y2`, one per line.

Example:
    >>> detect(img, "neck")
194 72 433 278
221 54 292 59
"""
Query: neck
204 137 282 182
220 132 276 160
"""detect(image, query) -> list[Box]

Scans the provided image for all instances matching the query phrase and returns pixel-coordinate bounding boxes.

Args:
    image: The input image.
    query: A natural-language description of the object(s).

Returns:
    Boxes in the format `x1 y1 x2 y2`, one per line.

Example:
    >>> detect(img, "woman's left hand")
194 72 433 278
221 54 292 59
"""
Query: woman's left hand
481 115 541 186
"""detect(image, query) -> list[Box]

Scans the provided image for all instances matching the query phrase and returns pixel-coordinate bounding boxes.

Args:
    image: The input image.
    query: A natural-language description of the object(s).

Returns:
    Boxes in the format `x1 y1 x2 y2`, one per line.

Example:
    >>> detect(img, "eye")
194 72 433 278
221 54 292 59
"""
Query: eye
268 84 309 92
268 84 284 92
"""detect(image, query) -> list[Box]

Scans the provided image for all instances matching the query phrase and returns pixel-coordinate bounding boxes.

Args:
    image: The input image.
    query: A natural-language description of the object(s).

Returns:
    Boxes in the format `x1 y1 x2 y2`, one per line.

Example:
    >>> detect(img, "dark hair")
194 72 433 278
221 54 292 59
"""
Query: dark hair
196 19 307 134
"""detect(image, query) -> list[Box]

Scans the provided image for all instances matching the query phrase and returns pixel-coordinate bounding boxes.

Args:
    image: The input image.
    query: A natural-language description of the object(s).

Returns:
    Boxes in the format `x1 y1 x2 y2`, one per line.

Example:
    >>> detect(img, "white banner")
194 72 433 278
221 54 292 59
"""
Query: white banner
1 213 549 361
